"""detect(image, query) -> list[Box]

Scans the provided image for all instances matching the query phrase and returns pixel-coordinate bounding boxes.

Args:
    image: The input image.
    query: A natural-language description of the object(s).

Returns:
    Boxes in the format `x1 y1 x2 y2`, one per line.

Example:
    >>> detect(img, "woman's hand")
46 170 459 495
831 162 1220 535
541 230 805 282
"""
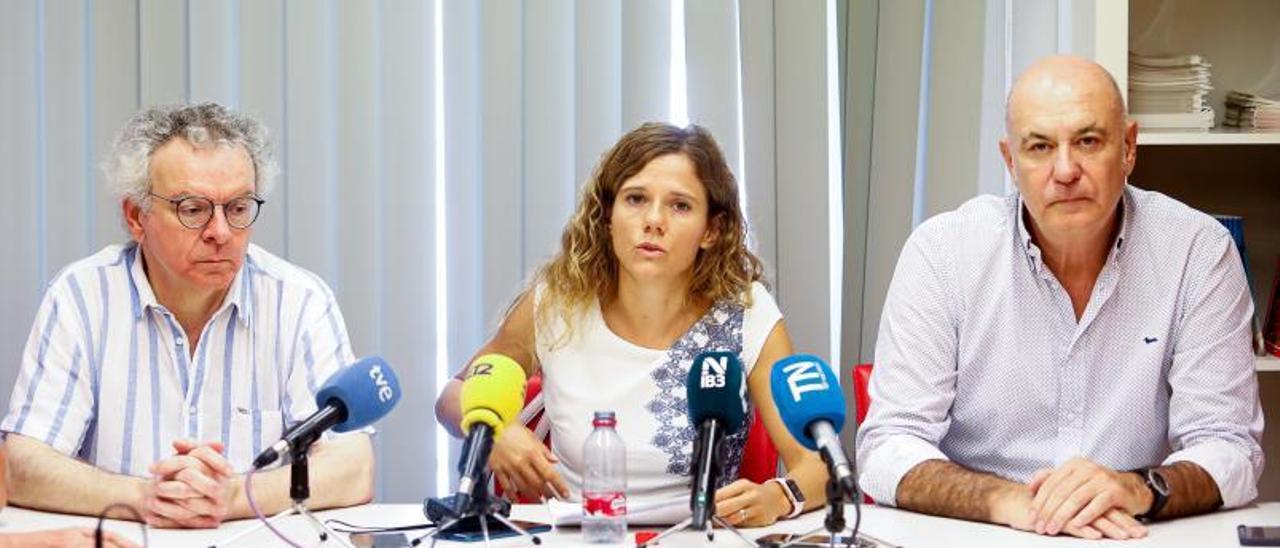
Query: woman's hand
714 479 791 528
488 423 570 502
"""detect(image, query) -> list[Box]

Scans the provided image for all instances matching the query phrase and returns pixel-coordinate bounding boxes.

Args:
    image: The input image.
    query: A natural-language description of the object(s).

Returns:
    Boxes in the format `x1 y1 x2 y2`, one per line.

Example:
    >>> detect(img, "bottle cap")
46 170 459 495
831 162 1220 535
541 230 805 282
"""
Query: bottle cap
592 410 617 427
635 531 659 545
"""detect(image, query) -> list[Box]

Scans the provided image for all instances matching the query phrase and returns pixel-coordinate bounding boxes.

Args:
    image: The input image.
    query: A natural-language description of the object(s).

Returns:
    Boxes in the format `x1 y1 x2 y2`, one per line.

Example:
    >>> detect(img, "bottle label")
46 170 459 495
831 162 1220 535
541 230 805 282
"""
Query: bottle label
582 491 627 518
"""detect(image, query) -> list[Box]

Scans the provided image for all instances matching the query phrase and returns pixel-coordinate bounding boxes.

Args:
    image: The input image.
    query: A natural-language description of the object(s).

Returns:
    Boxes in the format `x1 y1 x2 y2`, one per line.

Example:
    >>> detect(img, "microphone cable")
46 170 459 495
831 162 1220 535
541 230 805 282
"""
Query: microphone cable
244 466 305 548
323 518 434 534
846 491 862 548
95 502 148 548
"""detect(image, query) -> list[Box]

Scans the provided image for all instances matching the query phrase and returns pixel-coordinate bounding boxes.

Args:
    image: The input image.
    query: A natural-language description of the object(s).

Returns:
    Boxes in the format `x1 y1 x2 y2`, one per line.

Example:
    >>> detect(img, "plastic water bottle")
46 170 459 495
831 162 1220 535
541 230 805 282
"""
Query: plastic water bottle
582 410 627 543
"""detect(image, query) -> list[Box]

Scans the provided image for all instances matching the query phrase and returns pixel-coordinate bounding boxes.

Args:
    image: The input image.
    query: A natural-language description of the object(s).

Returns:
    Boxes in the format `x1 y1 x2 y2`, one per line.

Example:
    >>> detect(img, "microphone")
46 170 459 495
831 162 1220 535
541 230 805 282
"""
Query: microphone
686 351 747 530
253 356 401 470
452 353 527 515
769 354 856 497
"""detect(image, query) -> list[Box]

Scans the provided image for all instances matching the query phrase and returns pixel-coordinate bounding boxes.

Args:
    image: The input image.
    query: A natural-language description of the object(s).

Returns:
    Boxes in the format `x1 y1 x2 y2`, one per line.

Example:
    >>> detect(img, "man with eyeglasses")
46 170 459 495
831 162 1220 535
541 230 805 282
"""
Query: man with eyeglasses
0 103 374 528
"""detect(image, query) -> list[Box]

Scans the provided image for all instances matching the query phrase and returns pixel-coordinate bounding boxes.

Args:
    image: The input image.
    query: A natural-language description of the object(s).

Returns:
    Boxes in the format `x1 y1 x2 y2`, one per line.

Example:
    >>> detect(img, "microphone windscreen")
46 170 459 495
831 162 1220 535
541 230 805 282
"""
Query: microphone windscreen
769 354 846 451
315 356 402 433
459 353 527 436
686 351 747 431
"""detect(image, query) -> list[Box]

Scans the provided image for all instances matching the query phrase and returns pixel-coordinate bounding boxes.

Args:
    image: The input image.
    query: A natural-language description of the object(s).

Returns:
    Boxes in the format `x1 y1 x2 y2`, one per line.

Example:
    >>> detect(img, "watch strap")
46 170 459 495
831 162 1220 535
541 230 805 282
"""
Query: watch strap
767 477 804 519
1133 468 1169 522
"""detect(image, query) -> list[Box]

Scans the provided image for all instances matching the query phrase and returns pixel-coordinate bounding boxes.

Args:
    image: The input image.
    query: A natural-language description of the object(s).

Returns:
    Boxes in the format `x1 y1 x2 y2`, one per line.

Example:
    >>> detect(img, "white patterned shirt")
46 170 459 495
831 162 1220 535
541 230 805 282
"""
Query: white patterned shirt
1 242 356 476
536 282 782 504
856 185 1265 508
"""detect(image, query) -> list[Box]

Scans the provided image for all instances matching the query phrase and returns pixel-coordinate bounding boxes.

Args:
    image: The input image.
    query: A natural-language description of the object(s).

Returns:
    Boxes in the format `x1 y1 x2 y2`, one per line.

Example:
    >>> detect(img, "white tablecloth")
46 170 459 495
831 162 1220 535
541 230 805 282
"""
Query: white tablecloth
0 501 1276 547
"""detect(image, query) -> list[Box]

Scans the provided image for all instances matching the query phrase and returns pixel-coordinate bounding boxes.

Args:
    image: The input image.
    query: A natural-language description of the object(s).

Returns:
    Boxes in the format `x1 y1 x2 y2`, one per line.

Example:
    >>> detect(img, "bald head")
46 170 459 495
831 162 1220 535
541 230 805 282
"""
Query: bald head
1006 56 1126 135
998 55 1137 252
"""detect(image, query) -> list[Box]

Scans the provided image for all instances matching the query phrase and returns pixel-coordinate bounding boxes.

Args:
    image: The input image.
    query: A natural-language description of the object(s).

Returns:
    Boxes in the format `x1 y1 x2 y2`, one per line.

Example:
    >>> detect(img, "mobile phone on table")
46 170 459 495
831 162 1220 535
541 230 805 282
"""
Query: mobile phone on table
435 518 552 542
1239 525 1280 546
350 532 410 548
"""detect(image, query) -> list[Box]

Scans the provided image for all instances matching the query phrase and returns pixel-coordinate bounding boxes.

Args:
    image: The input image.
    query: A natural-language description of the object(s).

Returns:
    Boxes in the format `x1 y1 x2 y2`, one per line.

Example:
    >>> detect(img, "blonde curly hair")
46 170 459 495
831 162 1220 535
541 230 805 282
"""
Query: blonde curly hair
532 122 765 346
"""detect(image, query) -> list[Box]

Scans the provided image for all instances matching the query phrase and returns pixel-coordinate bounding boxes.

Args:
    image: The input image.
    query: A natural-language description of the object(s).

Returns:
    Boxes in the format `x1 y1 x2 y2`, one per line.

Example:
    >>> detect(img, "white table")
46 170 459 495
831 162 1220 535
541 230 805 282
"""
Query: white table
0 502 1276 547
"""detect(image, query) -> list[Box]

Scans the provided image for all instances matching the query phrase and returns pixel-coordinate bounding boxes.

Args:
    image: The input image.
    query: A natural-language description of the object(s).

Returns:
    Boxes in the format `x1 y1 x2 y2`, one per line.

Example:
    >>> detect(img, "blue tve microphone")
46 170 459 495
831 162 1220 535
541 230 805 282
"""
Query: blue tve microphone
686 351 747 530
770 354 856 496
253 356 401 469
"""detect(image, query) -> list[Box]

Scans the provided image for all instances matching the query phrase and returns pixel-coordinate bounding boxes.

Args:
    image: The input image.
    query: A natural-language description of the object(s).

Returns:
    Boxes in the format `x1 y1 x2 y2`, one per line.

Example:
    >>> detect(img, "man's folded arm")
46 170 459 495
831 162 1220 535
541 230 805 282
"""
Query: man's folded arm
226 432 374 518
4 433 146 518
1162 227 1265 514
896 458 1030 525
1148 458 1226 519
855 223 962 505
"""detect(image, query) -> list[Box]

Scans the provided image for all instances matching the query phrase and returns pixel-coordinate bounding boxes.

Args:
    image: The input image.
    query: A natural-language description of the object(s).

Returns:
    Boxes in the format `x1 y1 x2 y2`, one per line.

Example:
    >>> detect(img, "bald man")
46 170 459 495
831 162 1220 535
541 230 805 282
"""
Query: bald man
856 55 1264 540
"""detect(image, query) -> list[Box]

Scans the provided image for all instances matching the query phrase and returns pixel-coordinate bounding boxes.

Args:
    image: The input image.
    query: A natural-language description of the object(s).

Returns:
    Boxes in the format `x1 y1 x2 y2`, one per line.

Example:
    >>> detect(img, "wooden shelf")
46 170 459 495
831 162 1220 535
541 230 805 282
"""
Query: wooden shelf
1260 354 1280 373
1138 128 1280 146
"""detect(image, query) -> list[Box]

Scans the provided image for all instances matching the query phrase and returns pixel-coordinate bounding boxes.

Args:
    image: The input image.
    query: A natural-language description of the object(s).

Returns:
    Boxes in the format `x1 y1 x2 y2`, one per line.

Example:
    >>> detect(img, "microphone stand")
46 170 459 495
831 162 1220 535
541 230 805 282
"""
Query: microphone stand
639 420 754 548
771 453 860 548
413 473 543 548
639 513 756 547
210 448 354 548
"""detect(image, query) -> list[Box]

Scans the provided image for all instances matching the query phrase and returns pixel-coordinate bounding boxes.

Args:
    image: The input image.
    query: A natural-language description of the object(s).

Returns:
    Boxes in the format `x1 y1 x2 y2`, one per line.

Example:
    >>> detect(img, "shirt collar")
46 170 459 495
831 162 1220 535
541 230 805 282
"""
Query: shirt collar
1115 185 1133 252
1016 185 1132 275
127 244 253 327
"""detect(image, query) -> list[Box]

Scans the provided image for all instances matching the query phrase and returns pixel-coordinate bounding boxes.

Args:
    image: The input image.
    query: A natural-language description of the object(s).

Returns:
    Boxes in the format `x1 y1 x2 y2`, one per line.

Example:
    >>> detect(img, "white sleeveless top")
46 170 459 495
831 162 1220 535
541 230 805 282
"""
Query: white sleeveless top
535 282 782 504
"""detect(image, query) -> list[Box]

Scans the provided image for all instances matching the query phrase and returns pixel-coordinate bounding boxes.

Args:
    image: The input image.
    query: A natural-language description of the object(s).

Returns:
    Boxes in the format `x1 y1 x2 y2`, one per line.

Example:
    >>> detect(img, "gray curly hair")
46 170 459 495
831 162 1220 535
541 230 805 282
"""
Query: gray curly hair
104 102 278 208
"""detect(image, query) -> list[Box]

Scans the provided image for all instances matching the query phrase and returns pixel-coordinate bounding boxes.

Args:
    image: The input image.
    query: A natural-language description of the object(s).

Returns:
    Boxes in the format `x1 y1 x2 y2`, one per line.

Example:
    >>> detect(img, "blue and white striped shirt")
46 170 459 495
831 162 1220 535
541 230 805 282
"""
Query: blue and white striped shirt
857 186 1265 509
1 242 356 476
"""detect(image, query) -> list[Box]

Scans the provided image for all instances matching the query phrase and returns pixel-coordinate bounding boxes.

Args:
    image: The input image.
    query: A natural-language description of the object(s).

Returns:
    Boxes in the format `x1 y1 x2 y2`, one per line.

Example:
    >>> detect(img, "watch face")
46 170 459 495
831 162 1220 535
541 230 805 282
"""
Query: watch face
785 478 805 503
1148 470 1170 496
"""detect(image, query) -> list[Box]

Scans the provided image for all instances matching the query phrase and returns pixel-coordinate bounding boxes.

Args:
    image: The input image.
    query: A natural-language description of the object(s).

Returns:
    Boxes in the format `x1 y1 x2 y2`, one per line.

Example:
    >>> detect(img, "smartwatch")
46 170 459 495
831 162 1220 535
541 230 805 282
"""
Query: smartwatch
767 477 806 519
1133 467 1169 522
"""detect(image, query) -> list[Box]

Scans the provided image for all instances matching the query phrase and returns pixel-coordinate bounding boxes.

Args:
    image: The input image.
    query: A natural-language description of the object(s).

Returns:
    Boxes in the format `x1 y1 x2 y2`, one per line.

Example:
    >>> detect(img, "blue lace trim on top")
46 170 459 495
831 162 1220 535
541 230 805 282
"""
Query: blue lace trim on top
645 300 750 486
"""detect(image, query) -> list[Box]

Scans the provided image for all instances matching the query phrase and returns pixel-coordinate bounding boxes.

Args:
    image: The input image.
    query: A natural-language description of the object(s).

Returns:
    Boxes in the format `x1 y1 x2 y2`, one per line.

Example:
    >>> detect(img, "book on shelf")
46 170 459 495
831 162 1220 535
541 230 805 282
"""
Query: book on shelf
1214 215 1266 356
1266 256 1280 358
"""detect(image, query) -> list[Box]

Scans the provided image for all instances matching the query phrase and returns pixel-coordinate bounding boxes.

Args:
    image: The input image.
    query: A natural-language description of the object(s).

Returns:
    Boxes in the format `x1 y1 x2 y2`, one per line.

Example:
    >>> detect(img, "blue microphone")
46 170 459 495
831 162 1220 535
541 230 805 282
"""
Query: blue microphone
770 354 856 496
686 351 747 530
253 356 401 469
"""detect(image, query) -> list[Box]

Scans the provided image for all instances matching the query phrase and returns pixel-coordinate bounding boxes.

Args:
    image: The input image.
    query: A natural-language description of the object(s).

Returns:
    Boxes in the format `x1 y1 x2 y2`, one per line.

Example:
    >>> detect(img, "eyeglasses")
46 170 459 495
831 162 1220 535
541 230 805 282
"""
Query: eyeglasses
148 192 265 230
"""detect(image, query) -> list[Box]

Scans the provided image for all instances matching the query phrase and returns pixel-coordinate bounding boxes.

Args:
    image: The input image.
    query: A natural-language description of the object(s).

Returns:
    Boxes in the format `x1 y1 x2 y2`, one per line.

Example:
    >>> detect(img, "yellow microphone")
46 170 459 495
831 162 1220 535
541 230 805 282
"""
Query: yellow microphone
453 353 527 514
459 353 527 436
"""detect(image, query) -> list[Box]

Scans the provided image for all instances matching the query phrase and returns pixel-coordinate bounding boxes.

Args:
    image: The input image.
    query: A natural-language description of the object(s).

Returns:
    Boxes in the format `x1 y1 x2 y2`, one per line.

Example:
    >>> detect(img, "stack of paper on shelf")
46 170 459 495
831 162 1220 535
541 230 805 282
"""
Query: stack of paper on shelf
1224 91 1280 130
1128 52 1215 130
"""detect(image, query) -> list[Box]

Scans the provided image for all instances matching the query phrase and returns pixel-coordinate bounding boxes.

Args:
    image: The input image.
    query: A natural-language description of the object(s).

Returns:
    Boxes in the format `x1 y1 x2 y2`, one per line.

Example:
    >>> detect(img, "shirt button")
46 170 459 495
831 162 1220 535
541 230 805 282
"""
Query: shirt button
189 406 197 414
176 339 185 346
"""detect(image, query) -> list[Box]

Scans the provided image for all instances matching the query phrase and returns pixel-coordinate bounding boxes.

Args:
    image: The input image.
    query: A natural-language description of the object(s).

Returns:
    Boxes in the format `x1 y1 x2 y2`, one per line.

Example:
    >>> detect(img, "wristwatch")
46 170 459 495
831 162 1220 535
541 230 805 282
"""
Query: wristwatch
767 477 806 519
1133 467 1170 522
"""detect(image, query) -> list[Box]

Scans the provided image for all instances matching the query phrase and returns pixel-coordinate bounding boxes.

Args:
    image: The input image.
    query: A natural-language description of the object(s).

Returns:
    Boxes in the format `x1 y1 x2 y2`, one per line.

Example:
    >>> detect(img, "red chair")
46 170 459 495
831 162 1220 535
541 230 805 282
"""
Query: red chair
852 364 873 424
738 406 779 484
851 363 874 504
499 373 779 502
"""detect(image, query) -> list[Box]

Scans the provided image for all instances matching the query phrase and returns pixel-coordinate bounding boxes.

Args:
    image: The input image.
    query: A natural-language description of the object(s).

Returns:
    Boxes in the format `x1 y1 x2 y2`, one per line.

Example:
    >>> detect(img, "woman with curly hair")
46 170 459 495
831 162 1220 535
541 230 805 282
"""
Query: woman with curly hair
435 123 827 527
